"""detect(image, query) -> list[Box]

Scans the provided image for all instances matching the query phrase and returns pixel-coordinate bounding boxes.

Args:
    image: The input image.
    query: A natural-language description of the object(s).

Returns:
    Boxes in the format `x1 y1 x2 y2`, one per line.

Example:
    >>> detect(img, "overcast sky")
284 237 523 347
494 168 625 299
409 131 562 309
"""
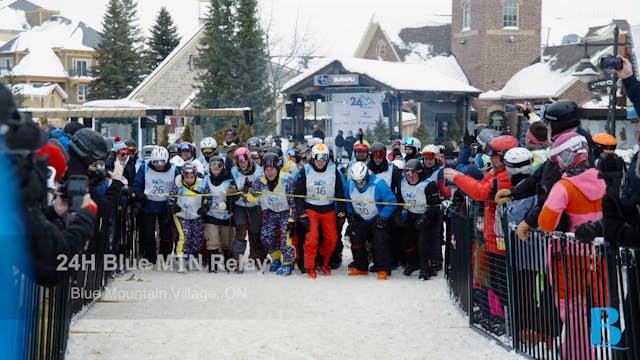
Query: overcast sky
28 0 640 47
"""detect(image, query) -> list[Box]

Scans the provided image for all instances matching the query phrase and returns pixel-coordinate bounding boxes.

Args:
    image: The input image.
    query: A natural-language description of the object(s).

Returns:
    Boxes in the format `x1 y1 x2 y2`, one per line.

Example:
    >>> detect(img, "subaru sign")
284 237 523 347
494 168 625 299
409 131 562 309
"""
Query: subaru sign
314 74 359 87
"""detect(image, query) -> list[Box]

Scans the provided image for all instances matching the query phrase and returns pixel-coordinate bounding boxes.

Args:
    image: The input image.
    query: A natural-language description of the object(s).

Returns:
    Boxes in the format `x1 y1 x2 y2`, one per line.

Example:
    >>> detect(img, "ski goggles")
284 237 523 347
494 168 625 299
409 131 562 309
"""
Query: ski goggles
421 152 436 160
179 144 192 151
209 162 224 170
201 148 215 155
371 150 386 158
236 154 249 162
598 144 616 154
314 153 329 161
263 159 278 168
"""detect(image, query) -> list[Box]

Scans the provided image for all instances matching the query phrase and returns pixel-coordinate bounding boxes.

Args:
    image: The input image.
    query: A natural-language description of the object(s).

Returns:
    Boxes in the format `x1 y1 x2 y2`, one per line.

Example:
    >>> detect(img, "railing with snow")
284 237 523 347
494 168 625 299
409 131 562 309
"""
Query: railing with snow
446 199 640 360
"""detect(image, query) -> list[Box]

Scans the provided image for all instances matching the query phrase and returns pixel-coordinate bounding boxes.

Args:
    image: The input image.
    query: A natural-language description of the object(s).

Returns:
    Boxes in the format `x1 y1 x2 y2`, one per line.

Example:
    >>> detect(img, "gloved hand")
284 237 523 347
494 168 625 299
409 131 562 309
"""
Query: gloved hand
375 216 389 230
516 220 530 241
415 214 429 230
347 213 356 224
287 218 296 232
167 203 182 214
574 220 603 244
197 207 208 216
242 179 252 194
495 189 513 205
393 210 405 228
226 184 237 196
298 215 310 232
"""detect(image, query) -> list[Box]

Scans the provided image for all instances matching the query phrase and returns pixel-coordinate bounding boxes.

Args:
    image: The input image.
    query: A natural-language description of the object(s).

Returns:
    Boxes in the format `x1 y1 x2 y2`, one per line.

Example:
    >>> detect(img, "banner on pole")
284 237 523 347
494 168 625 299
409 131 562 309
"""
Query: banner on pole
331 92 384 144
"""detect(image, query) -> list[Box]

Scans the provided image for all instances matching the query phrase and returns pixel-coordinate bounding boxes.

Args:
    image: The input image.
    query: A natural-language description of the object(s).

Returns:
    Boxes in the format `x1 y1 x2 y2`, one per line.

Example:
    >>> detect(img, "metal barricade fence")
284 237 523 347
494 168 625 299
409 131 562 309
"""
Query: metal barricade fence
445 197 640 359
13 200 138 360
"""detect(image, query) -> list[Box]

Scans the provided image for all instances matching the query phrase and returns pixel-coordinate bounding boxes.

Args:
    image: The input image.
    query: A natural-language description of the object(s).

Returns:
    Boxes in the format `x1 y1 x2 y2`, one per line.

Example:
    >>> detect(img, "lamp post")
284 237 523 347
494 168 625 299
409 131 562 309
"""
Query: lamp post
571 26 627 137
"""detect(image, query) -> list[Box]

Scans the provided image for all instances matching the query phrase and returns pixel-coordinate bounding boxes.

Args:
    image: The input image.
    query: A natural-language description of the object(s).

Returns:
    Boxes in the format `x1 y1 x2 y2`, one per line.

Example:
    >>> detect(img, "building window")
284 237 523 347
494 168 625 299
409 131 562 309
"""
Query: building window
72 59 89 77
78 84 88 101
490 110 506 131
462 2 471 30
377 41 385 58
503 0 518 28
0 58 12 76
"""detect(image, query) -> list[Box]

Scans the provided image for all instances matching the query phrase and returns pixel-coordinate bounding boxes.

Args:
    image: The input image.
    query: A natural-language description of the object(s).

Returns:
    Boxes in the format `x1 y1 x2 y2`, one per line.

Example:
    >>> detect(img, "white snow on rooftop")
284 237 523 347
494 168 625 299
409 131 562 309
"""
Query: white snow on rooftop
10 46 66 77
12 82 68 99
498 62 575 99
0 15 94 53
0 6 30 31
284 57 479 94
82 99 149 109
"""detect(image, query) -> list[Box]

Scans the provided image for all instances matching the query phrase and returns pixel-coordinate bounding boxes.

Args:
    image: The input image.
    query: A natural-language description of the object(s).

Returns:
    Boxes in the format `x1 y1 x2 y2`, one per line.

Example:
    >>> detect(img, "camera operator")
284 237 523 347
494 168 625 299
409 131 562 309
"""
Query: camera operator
615 56 640 113
1 89 99 287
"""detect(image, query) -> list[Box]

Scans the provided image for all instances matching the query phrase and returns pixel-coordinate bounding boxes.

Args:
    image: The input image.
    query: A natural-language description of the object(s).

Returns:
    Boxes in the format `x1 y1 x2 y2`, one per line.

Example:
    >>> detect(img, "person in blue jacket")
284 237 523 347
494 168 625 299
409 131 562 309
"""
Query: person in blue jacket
133 146 179 264
344 161 397 280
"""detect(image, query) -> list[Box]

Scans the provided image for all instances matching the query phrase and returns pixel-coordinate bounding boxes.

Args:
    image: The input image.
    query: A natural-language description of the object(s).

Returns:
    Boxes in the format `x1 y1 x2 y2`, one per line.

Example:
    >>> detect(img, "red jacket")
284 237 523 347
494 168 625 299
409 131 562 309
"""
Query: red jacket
453 167 512 254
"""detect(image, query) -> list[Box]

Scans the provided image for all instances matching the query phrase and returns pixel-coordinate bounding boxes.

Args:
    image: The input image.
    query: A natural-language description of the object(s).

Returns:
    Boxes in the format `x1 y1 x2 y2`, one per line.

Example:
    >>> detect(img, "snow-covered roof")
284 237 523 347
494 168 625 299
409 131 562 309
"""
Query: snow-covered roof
283 57 479 94
0 6 30 31
10 46 66 77
12 82 68 99
82 99 149 109
480 62 575 100
0 15 99 53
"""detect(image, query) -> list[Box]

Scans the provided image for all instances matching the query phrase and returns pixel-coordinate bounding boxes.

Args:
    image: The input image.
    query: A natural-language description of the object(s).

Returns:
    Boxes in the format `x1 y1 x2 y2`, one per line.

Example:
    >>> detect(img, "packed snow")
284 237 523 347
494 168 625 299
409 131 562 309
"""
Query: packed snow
66 249 520 359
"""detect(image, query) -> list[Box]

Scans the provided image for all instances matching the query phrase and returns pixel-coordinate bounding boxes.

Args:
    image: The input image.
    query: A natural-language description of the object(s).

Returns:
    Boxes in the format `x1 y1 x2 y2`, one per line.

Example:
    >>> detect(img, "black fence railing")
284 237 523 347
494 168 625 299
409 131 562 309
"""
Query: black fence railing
446 199 640 359
13 200 138 360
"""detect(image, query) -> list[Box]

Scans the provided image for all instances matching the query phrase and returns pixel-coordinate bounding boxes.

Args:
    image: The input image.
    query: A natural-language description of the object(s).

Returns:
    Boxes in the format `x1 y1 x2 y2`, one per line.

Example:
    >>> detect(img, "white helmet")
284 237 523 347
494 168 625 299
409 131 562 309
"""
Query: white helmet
349 161 368 182
503 147 532 176
311 143 329 160
150 146 169 162
402 137 421 151
200 137 217 150
392 159 405 170
421 144 440 156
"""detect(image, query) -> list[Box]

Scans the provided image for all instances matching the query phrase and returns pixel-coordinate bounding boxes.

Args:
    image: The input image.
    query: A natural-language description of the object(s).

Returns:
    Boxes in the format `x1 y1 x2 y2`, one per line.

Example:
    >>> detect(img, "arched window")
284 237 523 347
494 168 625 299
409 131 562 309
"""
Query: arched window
377 41 385 58
503 0 518 28
489 110 506 131
462 2 471 30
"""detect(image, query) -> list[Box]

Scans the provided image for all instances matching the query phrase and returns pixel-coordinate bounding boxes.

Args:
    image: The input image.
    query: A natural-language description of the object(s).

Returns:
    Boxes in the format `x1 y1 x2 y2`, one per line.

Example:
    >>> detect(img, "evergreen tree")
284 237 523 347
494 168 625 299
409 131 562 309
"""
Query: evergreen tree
412 122 431 147
182 121 193 143
121 0 146 81
372 117 389 143
235 0 273 136
446 117 463 145
89 0 145 99
158 124 169 147
145 7 181 73
196 0 273 136
364 127 373 143
196 0 239 109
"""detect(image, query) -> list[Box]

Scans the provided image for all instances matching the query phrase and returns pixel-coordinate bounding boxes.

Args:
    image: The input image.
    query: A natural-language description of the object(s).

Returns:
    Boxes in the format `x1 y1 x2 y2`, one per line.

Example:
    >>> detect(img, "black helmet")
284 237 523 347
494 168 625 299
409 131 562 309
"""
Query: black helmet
543 100 582 136
0 83 23 127
404 159 422 173
125 139 137 148
247 137 262 152
167 143 180 154
70 128 108 161
262 152 281 169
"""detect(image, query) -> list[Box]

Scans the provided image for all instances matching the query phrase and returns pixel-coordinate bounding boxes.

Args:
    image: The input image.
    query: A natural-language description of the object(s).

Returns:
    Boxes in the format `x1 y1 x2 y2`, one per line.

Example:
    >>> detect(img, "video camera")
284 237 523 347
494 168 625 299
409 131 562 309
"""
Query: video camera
596 152 625 199
599 56 623 71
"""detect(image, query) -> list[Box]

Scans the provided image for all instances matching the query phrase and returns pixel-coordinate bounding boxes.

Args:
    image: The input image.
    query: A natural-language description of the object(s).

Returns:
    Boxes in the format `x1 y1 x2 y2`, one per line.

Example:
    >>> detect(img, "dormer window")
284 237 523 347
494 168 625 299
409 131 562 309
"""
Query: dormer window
503 0 518 28
462 2 471 30
377 41 386 58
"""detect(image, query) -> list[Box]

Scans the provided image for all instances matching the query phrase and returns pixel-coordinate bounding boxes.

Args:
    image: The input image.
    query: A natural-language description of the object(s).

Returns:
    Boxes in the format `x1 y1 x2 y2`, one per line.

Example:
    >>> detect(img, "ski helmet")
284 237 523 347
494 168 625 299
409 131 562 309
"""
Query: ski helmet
370 142 386 158
311 143 330 161
262 152 281 169
167 143 180 155
246 137 262 152
349 161 369 183
592 132 617 154
69 128 109 161
150 146 169 163
404 159 422 174
486 135 517 157
234 147 251 162
200 137 217 151
421 144 440 159
543 100 582 137
503 147 533 176
208 155 225 171
548 132 589 169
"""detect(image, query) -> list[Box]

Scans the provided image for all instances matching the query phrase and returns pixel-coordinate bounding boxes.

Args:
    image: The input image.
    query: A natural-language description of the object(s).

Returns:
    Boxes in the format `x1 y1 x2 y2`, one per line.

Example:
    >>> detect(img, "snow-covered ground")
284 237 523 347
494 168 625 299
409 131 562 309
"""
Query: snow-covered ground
66 250 521 360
